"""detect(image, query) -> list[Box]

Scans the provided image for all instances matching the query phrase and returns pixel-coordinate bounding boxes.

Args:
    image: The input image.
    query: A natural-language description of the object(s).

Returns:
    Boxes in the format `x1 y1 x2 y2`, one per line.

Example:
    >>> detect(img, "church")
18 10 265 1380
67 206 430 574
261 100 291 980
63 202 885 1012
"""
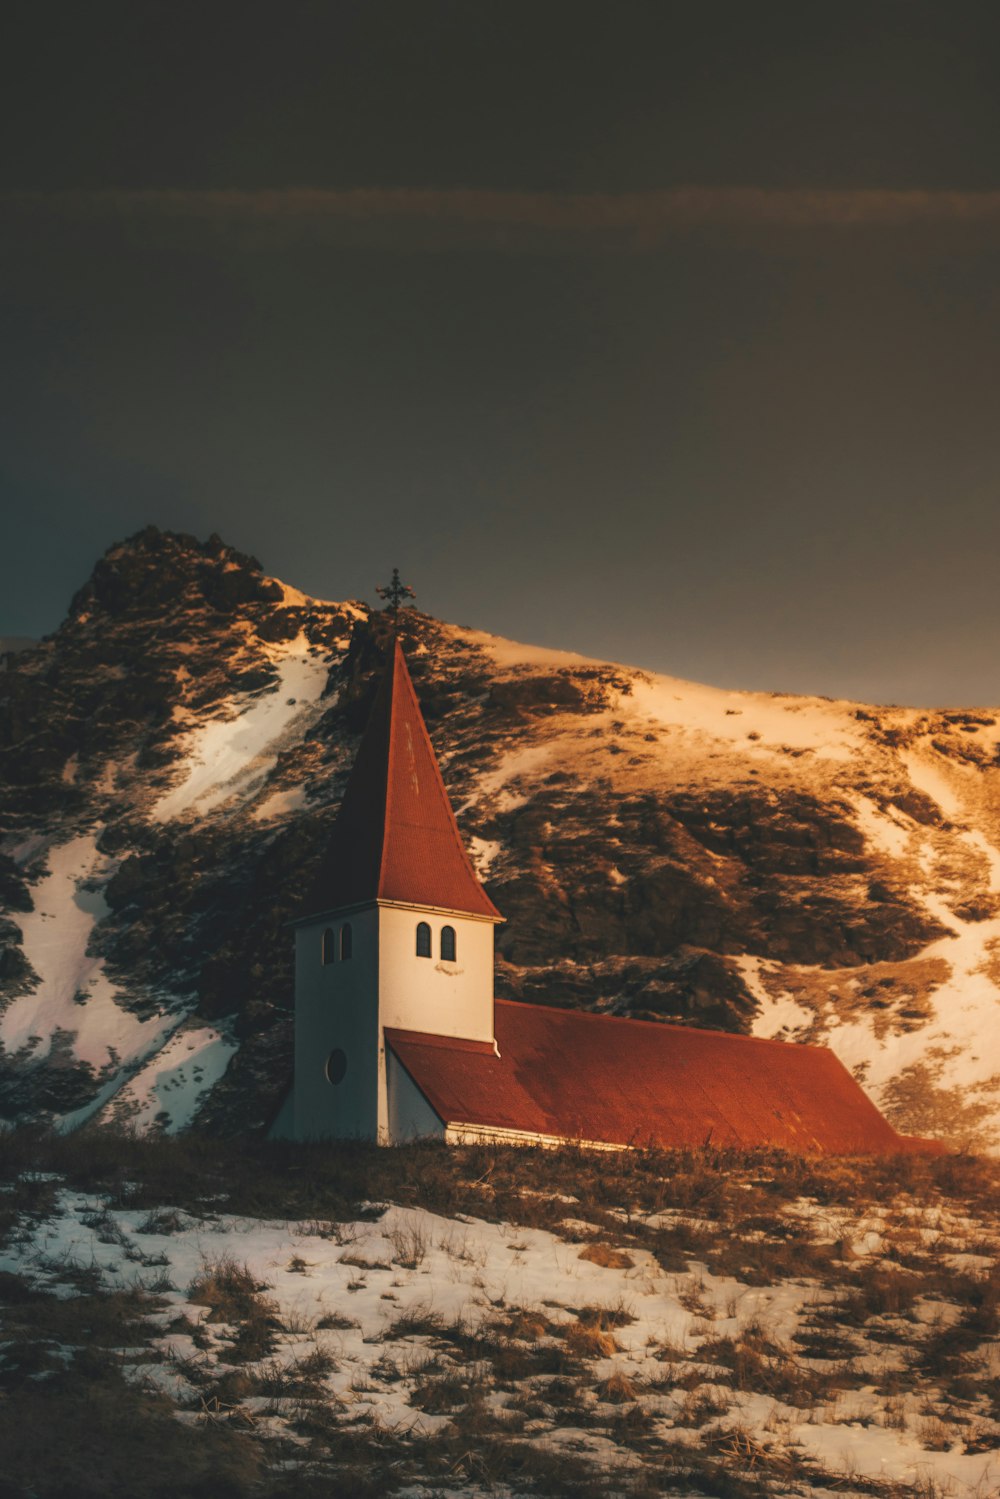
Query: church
282 637 938 1156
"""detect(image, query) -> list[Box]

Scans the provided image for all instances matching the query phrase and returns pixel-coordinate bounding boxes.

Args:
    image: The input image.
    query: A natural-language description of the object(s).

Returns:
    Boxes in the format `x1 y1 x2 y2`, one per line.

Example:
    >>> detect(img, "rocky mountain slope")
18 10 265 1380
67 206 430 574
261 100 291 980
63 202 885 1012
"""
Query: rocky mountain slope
2 528 1000 1147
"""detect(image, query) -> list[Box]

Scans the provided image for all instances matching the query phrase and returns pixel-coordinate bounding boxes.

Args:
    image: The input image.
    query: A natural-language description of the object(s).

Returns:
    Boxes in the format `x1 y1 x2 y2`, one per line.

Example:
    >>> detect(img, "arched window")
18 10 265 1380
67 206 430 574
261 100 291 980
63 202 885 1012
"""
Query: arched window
340 922 353 961
440 925 456 962
322 928 336 965
416 921 432 958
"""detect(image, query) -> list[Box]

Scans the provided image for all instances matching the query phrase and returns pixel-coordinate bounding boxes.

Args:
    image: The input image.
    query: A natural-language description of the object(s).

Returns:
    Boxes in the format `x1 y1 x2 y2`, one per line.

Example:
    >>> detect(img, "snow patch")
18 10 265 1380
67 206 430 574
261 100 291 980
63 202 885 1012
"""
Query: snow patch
742 957 817 1041
469 744 555 812
848 794 912 861
629 676 862 762
0 835 172 1074
898 748 964 821
468 836 501 877
152 637 329 822
5 1192 999 1495
107 1024 238 1133
252 784 310 822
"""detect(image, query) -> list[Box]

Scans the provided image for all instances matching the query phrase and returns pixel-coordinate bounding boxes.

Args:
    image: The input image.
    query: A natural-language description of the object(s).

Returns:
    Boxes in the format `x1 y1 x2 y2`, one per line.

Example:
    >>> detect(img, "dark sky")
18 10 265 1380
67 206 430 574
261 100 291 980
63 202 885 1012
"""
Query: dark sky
3 2 1000 705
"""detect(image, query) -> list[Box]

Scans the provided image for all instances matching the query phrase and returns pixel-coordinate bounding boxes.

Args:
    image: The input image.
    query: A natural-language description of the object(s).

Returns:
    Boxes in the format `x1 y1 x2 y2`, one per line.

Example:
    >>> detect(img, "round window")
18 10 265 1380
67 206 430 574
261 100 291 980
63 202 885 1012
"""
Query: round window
325 1049 347 1085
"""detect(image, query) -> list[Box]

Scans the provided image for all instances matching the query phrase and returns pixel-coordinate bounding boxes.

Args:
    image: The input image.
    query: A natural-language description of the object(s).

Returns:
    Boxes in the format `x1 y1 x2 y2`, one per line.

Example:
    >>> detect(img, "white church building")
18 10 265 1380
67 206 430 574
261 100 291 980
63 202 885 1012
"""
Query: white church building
279 639 936 1157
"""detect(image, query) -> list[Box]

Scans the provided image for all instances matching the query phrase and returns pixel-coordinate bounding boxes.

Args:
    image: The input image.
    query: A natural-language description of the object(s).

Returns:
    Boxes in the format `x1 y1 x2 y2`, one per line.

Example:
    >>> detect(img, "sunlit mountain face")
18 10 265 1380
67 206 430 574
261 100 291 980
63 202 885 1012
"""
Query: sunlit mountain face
2 526 999 1148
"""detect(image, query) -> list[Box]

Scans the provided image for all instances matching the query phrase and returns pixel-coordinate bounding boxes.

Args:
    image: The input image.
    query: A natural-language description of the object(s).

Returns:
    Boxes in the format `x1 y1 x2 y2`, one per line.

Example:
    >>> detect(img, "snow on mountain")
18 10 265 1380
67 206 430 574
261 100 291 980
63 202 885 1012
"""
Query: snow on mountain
151 634 329 823
2 526 1000 1148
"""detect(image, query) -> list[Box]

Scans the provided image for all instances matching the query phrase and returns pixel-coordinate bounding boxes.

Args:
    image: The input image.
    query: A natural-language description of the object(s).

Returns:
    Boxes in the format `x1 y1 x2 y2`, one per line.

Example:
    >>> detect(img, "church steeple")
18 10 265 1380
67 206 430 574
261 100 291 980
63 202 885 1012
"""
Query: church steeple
306 639 500 920
292 630 500 1142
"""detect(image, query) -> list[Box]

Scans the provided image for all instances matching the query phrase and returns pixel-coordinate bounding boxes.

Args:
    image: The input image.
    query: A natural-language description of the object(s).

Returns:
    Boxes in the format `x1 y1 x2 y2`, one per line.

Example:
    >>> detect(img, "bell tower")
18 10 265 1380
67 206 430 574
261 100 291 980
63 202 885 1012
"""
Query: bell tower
292 634 502 1142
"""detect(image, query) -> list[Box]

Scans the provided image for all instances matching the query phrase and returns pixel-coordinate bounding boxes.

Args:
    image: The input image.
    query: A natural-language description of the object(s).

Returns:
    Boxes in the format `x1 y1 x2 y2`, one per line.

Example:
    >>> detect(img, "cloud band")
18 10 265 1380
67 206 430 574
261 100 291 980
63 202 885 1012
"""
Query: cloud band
6 186 1000 251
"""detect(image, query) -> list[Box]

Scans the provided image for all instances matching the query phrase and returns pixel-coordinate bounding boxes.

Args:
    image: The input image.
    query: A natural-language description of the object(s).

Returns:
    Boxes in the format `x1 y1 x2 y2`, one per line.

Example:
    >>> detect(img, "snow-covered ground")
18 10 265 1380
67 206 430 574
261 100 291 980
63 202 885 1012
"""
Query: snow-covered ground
4 1185 998 1496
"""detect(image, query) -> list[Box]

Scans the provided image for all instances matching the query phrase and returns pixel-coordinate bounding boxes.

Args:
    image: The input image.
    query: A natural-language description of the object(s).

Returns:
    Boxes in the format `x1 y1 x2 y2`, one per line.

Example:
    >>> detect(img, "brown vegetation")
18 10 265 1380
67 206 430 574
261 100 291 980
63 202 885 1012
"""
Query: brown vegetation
2 1129 1000 1497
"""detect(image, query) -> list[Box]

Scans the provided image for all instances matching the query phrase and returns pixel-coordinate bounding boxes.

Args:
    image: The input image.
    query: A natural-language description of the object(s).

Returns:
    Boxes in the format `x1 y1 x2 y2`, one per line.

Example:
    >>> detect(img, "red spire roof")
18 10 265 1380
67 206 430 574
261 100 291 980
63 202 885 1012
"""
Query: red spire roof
306 639 501 920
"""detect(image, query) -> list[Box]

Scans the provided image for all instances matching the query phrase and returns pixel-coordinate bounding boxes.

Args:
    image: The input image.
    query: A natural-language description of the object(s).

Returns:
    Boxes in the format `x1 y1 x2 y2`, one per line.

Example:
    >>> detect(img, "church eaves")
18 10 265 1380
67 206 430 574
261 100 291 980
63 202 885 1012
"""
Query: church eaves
305 639 501 921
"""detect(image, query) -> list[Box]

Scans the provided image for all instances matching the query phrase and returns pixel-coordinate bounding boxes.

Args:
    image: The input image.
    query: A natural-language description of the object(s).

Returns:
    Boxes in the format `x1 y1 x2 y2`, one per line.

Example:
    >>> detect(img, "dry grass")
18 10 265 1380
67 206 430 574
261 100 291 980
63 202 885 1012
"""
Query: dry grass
187 1254 282 1361
6 1122 1000 1232
189 1255 270 1318
597 1369 638 1403
578 1240 635 1269
563 1318 619 1358
3 1129 1000 1498
696 1324 851 1408
493 1306 556 1340
386 1222 428 1268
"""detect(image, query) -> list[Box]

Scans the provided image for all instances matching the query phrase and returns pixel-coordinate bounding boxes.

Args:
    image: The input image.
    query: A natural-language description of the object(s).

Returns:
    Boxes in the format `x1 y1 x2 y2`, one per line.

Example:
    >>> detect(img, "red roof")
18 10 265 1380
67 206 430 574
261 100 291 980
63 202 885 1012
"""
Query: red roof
306 640 501 919
387 1000 940 1155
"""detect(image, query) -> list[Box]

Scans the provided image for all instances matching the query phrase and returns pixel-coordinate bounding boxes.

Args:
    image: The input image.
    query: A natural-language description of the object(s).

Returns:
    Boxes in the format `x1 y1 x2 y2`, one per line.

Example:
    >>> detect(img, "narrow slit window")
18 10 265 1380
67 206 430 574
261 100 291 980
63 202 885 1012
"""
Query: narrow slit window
322 928 336 965
440 925 456 962
416 921 432 958
340 922 353 961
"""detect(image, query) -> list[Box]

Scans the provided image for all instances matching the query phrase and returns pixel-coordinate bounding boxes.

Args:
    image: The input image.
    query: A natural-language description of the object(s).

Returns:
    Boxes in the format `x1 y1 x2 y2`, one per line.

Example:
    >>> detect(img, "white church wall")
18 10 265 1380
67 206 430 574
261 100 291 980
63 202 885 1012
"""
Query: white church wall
294 904 497 1143
376 907 496 1141
387 1050 446 1142
377 907 495 1041
293 905 380 1140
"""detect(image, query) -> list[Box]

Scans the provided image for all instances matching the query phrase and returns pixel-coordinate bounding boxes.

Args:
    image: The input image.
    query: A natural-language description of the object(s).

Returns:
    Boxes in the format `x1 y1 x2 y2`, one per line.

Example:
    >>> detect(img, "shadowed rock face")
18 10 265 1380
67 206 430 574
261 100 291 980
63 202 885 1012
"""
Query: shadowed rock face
1 527 998 1145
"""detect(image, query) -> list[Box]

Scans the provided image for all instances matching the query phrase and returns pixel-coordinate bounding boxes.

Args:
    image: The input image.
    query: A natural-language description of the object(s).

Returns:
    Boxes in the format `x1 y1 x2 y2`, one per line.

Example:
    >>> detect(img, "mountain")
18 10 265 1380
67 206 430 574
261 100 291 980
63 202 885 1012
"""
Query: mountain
2 527 999 1148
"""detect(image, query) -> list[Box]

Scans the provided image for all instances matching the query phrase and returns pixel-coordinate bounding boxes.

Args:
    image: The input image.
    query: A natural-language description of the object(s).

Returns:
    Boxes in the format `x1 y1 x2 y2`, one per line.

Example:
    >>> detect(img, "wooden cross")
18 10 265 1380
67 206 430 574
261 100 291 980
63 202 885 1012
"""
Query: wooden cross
375 567 416 621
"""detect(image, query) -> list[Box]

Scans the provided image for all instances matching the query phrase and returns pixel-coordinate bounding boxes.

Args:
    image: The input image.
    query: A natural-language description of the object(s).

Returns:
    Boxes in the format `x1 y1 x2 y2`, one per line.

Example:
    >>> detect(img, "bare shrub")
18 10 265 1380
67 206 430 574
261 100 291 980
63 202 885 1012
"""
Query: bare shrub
697 1324 847 1408
673 1384 731 1427
384 1304 446 1339
187 1255 281 1362
338 1252 390 1270
917 1415 953 1450
316 1310 359 1331
577 1241 634 1270
563 1319 618 1359
489 1306 556 1341
410 1372 481 1413
881 1395 909 1430
676 1272 713 1316
136 1207 186 1235
597 1369 637 1403
254 1349 337 1399
80 1207 134 1249
578 1299 635 1329
837 1263 927 1323
387 1222 428 1269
